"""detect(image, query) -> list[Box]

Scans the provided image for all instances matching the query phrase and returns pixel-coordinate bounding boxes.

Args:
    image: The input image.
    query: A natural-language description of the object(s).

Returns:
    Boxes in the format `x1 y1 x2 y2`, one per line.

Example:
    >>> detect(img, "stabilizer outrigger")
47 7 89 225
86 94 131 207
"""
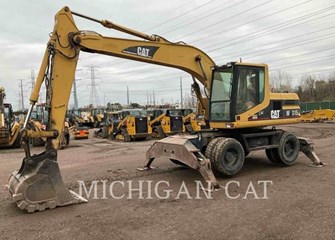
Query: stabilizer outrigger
141 133 325 189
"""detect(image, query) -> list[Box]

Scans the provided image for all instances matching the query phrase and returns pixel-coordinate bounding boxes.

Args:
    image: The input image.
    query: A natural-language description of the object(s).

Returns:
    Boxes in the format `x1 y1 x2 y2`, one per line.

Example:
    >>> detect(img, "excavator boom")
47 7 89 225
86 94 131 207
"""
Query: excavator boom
7 6 215 212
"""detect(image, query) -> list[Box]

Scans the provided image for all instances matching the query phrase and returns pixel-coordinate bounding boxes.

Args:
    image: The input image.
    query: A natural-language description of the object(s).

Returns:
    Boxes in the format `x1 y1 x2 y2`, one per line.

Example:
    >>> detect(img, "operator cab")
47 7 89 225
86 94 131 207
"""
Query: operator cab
3 103 15 131
209 62 266 125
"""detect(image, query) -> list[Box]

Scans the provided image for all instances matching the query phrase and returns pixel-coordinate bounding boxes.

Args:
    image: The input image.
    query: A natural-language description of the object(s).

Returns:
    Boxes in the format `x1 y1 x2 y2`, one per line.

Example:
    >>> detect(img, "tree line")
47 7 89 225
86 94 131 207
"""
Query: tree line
270 70 335 102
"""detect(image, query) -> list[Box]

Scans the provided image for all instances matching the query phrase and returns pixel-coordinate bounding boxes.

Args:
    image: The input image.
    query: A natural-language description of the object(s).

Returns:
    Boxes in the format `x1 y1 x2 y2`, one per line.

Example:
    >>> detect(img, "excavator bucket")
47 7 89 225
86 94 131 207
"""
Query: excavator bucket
6 150 87 213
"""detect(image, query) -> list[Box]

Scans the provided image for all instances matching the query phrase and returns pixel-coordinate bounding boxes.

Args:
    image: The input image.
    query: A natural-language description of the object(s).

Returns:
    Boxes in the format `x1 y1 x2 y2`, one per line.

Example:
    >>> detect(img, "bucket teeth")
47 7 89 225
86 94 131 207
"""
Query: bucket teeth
7 150 87 213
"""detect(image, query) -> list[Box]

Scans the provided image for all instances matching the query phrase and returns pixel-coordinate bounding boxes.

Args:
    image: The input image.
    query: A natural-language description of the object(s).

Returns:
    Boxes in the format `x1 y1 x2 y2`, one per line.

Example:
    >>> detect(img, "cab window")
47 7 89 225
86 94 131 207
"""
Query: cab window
236 66 265 114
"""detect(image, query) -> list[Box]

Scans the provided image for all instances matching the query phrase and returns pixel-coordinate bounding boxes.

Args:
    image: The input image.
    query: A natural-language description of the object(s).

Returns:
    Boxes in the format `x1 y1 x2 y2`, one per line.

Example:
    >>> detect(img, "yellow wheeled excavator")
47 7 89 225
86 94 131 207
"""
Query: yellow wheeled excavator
7 7 324 213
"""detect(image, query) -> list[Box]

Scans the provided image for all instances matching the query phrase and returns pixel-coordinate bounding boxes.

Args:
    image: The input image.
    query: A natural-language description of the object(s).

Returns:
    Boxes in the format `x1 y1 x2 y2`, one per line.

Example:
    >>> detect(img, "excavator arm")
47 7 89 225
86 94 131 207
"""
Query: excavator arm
29 6 214 150
7 6 216 212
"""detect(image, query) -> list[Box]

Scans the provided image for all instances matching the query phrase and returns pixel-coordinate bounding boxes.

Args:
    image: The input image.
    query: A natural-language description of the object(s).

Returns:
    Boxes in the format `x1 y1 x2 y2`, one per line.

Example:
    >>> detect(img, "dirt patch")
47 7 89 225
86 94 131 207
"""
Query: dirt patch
0 123 334 240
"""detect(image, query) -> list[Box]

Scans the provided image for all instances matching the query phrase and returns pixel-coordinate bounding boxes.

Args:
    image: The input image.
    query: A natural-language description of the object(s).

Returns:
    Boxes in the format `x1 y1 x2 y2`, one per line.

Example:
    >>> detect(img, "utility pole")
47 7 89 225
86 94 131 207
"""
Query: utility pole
180 77 183 108
147 91 149 106
127 86 129 107
18 79 25 111
73 78 79 110
89 65 100 107
152 90 155 107
30 70 35 91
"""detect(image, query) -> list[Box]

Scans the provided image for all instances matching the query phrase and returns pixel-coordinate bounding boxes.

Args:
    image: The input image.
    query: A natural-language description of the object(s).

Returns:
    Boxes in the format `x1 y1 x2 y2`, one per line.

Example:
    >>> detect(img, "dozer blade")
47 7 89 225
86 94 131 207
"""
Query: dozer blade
141 135 220 190
6 150 87 213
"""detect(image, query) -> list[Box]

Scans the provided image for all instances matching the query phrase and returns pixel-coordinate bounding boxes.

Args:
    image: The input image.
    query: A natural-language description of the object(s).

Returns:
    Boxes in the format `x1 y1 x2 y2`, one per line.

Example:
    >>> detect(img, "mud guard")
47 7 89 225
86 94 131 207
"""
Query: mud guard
6 150 87 213
141 135 220 190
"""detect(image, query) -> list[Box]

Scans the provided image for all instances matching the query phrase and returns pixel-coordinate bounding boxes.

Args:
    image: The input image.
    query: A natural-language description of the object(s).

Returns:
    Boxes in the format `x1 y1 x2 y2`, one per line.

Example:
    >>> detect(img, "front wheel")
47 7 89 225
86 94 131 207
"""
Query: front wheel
213 138 245 176
121 128 131 142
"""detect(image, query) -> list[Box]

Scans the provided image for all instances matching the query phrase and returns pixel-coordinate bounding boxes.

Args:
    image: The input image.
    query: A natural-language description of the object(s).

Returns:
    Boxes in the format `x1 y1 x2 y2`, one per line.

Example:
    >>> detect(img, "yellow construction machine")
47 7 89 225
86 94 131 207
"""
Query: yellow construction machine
181 108 207 133
0 87 22 148
301 109 335 122
92 108 105 128
30 102 70 148
7 7 324 212
148 109 185 138
95 109 151 141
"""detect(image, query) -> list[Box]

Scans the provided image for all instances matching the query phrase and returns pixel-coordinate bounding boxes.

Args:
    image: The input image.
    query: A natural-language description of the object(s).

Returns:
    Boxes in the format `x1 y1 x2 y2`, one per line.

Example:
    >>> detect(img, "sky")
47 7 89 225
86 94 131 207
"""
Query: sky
0 0 334 110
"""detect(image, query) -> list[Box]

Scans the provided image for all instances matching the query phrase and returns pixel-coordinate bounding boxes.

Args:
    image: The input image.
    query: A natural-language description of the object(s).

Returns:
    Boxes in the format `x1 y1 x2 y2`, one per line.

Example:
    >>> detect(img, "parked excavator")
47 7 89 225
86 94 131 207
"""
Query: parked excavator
0 87 22 148
7 7 324 213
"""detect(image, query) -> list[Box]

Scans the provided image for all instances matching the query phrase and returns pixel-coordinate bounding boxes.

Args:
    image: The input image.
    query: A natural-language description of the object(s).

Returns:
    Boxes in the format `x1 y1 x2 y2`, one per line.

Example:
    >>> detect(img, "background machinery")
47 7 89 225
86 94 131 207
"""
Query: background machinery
30 102 70 148
95 109 151 141
148 109 184 138
0 87 22 148
7 7 323 212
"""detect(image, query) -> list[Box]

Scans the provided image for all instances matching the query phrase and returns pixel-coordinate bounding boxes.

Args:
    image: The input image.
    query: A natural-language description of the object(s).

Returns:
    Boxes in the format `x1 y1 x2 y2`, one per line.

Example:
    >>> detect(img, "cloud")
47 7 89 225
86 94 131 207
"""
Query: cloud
0 0 334 110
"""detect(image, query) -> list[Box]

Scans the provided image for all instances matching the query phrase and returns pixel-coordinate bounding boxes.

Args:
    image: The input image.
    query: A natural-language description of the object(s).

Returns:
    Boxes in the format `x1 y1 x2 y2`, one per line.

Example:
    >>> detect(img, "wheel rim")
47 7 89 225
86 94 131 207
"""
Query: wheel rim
284 140 297 159
223 148 239 167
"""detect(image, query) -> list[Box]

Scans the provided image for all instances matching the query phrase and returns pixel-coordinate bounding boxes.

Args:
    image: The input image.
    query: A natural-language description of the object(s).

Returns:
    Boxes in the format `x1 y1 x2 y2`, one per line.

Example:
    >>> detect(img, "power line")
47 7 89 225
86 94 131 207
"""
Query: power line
205 5 335 51
161 0 248 35
268 47 335 63
225 33 335 60
177 0 275 39
271 55 335 71
82 3 335 76
215 26 335 58
144 0 217 32
192 0 315 46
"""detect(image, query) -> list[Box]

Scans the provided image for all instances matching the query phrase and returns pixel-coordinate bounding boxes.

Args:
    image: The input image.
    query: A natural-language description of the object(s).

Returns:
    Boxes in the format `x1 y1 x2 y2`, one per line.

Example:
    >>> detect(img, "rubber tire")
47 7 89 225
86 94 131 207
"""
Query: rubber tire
121 128 131 142
213 138 245 176
185 124 194 133
145 135 152 140
156 125 166 139
270 132 300 166
205 137 225 175
265 149 281 163
205 137 224 165
12 133 22 148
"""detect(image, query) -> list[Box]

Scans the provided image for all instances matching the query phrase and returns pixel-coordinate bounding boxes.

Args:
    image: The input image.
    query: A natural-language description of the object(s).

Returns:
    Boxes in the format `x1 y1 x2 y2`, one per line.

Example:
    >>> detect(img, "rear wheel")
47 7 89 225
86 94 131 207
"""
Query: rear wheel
213 138 245 176
268 132 300 166
265 149 281 163
266 132 300 166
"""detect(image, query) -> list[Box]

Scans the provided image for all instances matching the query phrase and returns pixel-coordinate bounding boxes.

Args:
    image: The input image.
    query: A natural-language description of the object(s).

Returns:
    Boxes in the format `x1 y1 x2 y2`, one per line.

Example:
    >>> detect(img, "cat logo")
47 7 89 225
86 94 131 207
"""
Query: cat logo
122 46 159 59
137 47 150 57
270 110 280 119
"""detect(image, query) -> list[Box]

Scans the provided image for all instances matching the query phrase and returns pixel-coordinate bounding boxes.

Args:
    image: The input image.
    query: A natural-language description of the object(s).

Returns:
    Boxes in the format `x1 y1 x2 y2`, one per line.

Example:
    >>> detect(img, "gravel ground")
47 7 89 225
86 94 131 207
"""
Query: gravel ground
0 123 334 240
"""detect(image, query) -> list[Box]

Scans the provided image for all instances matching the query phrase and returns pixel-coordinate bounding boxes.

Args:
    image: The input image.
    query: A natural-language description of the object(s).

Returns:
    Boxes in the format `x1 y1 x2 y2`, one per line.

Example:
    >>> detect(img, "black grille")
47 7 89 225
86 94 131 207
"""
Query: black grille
170 116 183 132
0 127 9 143
135 117 148 133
